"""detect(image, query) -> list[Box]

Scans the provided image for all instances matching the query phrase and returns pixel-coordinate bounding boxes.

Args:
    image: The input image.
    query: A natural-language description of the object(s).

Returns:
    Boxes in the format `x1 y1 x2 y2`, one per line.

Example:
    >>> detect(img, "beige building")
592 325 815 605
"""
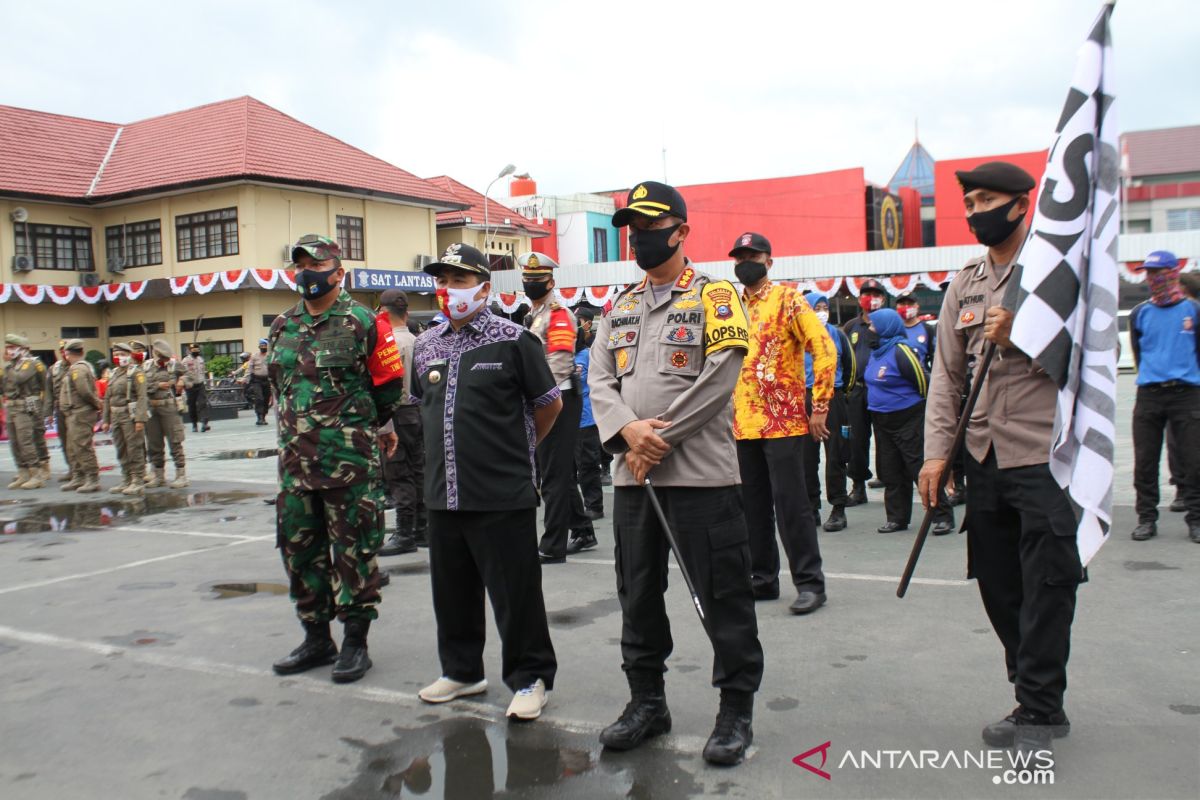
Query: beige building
0 97 467 363
426 175 549 272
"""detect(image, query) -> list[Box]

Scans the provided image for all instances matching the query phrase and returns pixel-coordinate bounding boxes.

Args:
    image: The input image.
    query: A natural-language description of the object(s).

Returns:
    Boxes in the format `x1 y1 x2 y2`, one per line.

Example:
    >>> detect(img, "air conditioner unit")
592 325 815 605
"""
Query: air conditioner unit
413 254 433 269
12 255 33 272
9 207 28 223
79 272 100 287
109 257 126 274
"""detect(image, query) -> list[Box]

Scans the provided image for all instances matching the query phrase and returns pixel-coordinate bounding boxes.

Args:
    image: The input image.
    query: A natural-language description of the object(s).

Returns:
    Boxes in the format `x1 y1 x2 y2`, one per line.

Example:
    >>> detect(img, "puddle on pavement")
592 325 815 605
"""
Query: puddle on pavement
325 717 709 800
0 490 263 535
547 596 621 629
208 582 289 600
210 448 279 460
1123 560 1180 571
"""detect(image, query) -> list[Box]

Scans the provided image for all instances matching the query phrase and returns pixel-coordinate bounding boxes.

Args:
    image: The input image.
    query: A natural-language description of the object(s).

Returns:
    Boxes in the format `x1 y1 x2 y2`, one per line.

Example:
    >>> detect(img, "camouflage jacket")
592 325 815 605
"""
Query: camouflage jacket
4 355 49 415
103 365 150 424
268 289 405 491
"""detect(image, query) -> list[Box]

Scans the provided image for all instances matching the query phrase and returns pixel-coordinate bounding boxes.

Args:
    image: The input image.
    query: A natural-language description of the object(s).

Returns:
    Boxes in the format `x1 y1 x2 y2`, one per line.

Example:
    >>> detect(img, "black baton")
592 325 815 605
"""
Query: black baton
643 478 714 641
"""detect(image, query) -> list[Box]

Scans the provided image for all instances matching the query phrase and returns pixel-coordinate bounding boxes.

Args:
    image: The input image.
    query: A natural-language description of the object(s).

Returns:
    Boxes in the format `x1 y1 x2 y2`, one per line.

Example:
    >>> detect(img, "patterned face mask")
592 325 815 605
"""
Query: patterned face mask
1145 266 1185 307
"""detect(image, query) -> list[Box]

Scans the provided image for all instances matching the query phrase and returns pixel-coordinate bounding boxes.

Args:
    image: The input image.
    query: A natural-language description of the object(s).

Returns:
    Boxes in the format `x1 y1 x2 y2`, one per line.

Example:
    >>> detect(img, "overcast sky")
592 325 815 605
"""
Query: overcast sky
3 0 1194 198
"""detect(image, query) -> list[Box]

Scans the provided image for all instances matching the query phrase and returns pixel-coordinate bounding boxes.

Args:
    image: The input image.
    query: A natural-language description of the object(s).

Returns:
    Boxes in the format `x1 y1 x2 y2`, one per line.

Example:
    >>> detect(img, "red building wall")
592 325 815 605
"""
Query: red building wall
611 168 870 262
530 218 559 261
934 150 1048 246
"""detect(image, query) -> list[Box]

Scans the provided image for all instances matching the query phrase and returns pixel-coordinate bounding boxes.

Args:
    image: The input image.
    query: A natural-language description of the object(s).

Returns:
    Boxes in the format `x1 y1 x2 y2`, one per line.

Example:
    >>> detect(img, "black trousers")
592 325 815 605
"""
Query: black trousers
613 485 763 692
428 508 557 692
537 389 593 557
1133 385 1200 526
872 402 953 527
246 376 270 420
737 436 825 595
186 385 209 425
965 450 1084 717
803 388 850 511
844 383 873 483
574 424 604 514
384 407 426 525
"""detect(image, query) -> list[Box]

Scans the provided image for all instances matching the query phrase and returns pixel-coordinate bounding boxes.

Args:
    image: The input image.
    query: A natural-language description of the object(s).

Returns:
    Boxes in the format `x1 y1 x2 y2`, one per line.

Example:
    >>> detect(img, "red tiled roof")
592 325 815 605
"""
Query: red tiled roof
1122 125 1200 179
427 175 549 237
0 97 464 209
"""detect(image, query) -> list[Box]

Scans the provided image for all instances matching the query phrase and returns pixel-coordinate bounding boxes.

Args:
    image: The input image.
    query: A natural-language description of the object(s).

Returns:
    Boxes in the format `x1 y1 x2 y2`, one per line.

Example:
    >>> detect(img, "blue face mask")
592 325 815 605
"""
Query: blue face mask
296 267 341 299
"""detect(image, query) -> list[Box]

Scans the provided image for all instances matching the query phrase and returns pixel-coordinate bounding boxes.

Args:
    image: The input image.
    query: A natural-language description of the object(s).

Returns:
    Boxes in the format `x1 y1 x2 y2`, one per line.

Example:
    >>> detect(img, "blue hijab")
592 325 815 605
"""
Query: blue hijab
804 291 827 309
869 308 906 357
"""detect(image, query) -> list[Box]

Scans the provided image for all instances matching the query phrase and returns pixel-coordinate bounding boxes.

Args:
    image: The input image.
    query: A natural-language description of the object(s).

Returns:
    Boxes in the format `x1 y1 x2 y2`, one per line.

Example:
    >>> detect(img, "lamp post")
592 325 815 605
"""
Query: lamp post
483 163 516 265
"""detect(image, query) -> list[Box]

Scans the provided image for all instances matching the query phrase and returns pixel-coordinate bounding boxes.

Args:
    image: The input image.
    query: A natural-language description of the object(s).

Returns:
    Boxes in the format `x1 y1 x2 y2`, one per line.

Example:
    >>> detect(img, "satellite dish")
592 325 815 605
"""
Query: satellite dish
10 207 28 223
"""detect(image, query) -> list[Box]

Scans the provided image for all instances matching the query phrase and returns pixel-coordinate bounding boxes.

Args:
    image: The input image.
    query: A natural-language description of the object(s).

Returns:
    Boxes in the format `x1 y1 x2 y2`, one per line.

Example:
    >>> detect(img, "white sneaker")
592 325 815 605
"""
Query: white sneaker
506 679 548 720
418 676 488 704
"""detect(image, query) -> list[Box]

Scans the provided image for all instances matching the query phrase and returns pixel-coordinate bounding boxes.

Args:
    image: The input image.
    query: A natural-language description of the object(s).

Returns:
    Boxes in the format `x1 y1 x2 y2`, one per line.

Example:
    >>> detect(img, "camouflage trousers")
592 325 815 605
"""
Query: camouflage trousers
277 481 385 623
110 411 146 480
145 400 186 469
7 409 48 469
63 408 99 478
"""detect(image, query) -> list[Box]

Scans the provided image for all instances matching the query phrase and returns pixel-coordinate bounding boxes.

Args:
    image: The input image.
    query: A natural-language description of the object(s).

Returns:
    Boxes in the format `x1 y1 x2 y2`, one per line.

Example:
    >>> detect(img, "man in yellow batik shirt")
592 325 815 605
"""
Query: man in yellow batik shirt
730 232 837 615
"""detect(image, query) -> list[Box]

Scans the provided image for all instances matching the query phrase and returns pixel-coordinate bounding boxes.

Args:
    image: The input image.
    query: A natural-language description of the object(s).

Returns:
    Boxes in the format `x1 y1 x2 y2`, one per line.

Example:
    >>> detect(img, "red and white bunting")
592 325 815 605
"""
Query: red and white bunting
252 269 279 290
124 281 148 300
101 283 125 302
584 286 617 307
221 269 249 291
0 284 10 304
278 271 297 292
558 287 581 306
169 276 192 295
496 292 523 314
76 285 103 304
193 273 219 295
13 284 45 304
45 285 75 305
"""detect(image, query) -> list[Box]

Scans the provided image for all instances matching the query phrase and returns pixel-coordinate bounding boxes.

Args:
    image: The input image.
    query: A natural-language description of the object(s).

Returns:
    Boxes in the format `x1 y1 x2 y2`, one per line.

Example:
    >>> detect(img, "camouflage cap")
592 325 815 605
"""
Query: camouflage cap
152 339 174 358
5 333 29 347
111 342 133 354
63 338 85 353
291 234 342 265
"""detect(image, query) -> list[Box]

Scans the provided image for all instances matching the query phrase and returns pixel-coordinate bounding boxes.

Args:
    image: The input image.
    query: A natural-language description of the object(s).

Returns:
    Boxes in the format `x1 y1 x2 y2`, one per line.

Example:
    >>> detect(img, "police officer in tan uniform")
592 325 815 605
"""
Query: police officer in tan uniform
517 251 598 560
58 339 102 493
143 339 189 489
4 333 51 489
589 181 762 766
919 162 1084 760
48 340 73 481
104 342 150 496
181 345 210 432
245 338 271 425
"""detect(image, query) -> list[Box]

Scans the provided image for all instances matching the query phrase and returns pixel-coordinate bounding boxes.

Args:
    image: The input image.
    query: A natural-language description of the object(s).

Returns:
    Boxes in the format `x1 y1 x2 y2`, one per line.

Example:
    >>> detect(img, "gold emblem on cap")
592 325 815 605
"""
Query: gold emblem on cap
527 254 540 268
632 184 648 200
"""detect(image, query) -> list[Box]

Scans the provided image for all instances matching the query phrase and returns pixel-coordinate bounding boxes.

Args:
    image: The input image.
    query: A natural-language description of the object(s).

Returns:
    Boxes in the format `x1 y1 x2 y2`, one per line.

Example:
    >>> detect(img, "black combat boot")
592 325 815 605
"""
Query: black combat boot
413 510 429 548
272 620 338 675
600 670 671 751
703 689 754 766
331 618 372 684
982 706 1070 747
846 481 868 507
822 505 847 532
378 516 417 556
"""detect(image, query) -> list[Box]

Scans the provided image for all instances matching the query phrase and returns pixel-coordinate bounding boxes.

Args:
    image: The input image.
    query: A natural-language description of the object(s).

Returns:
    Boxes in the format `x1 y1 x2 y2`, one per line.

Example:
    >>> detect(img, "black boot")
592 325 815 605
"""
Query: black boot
982 706 1070 747
600 671 671 751
950 481 967 507
823 505 847 532
331 618 372 683
413 511 429 548
703 689 754 766
378 516 416 556
272 620 338 675
846 481 868 507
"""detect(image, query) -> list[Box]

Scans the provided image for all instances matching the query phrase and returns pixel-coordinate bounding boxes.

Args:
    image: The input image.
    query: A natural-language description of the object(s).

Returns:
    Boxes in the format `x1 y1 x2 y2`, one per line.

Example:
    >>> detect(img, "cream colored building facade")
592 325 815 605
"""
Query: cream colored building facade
1 184 444 360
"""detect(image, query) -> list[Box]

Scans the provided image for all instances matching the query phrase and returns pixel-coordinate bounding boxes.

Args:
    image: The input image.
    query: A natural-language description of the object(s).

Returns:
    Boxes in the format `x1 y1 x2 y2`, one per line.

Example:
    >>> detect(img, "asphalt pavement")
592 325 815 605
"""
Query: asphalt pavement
0 374 1196 799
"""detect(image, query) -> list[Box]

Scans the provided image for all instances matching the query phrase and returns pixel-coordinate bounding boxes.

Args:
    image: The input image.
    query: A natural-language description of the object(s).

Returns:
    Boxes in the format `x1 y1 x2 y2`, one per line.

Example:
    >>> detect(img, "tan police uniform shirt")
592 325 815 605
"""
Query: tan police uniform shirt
181 355 206 388
588 264 749 488
393 326 416 405
248 351 269 378
925 253 1057 469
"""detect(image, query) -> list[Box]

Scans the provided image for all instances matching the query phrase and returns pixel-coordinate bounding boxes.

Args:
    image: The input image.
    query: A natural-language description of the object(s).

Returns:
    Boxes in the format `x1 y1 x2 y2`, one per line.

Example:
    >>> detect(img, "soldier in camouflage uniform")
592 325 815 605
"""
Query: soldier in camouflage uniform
103 342 150 496
143 339 189 489
49 340 73 481
4 333 51 489
268 234 404 684
58 339 103 493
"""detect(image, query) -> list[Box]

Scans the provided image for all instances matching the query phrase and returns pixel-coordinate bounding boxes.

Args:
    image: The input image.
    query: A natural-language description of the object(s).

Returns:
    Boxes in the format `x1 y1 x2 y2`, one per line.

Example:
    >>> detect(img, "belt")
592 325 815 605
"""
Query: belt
1141 381 1199 391
149 398 175 406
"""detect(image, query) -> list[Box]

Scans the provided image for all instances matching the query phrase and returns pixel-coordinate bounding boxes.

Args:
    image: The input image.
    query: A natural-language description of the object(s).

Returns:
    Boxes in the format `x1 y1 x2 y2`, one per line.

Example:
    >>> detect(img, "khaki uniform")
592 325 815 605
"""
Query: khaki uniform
181 353 209 428
924 253 1058 467
143 358 187 471
49 358 71 473
60 360 102 482
4 355 50 470
244 350 271 422
588 263 763 695
104 365 150 485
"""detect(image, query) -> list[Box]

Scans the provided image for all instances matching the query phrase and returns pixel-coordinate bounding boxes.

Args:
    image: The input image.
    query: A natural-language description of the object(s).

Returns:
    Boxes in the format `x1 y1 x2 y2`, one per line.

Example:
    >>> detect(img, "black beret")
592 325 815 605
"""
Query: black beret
955 161 1036 195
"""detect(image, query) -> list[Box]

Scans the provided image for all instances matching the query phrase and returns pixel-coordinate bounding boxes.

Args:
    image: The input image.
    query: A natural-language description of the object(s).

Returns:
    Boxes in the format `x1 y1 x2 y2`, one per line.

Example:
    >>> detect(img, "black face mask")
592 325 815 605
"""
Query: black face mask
259 347 268 353
966 197 1024 247
629 224 681 271
522 281 551 301
296 267 341 300
733 260 768 287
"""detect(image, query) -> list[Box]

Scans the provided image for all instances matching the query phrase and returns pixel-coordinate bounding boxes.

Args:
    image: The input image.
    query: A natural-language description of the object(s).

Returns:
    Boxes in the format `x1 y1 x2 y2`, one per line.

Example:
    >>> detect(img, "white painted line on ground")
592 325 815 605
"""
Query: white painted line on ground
0 624 709 753
112 525 263 540
567 557 969 586
0 536 270 596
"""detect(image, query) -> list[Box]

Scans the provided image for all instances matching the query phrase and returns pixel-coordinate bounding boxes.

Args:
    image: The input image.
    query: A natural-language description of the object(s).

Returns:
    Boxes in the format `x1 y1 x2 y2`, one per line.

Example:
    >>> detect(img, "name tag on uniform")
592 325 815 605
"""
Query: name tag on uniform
471 362 503 371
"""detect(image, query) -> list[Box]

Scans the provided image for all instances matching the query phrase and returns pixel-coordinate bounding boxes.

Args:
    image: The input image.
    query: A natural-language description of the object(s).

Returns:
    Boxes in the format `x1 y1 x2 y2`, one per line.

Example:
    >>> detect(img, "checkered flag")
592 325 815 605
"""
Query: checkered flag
1009 1 1118 566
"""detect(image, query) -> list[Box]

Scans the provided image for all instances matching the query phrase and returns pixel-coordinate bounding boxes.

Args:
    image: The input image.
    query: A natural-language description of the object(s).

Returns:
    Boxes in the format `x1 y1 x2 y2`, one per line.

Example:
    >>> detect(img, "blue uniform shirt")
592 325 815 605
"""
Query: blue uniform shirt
1130 299 1200 386
576 348 596 427
903 321 935 367
865 343 927 413
805 323 851 390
